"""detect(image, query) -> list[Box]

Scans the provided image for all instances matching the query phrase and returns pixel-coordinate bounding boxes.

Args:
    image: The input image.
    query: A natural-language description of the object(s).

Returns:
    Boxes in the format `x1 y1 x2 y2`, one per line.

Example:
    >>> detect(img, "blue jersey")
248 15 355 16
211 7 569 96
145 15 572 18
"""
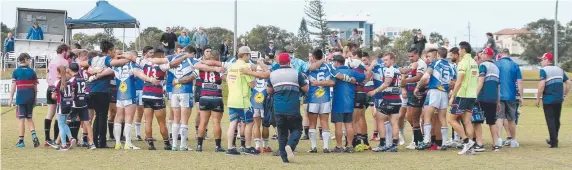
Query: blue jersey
540 66 569 104
88 56 113 93
112 62 139 100
167 55 199 94
307 63 335 104
478 61 500 103
427 59 455 92
134 77 144 90
12 65 38 104
372 60 385 99
331 66 365 114
251 64 272 109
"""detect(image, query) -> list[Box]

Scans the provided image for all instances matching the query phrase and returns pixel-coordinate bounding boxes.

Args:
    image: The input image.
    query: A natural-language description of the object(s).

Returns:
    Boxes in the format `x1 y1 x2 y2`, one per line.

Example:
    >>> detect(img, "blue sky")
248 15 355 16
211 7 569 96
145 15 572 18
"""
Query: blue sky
2 0 571 47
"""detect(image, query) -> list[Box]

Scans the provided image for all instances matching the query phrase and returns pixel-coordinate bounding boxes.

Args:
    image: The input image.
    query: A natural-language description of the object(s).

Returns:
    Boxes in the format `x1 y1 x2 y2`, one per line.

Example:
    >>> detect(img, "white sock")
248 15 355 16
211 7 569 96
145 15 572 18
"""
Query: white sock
441 127 448 145
385 121 392 146
171 123 180 146
114 123 122 145
263 139 269 148
322 130 330 149
454 131 460 141
180 125 188 147
309 129 317 149
167 120 172 135
423 124 431 143
135 122 141 137
254 138 261 149
124 124 132 146
179 128 183 140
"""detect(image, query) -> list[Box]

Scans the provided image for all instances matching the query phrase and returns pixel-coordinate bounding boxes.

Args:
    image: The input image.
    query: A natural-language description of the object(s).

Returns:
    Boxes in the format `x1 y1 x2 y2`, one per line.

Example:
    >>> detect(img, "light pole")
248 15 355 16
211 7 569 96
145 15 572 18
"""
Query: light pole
554 0 559 65
233 0 238 56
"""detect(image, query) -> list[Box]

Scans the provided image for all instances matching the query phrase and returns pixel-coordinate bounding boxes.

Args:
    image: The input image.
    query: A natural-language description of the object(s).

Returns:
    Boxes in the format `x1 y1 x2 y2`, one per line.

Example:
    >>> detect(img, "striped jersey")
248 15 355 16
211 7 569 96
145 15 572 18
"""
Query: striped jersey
540 66 569 104
167 54 199 94
381 66 402 104
12 65 38 104
477 60 499 103
199 70 223 97
405 59 427 93
140 59 170 99
427 59 455 92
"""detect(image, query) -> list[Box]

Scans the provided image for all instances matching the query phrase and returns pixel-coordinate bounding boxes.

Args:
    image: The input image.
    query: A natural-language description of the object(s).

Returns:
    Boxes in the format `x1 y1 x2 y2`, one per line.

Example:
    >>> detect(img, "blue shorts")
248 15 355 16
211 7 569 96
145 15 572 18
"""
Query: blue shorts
331 112 353 123
229 108 254 124
16 103 34 119
450 97 476 115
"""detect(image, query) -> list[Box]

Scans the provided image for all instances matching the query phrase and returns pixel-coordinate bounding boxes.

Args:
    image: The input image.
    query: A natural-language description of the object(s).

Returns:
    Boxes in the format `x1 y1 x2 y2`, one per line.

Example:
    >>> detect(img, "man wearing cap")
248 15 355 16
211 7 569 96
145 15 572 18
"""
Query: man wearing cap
26 23 44 40
225 46 268 155
267 53 309 163
330 55 365 153
495 48 523 148
192 27 209 58
265 40 277 57
178 31 191 48
475 47 501 151
537 52 571 148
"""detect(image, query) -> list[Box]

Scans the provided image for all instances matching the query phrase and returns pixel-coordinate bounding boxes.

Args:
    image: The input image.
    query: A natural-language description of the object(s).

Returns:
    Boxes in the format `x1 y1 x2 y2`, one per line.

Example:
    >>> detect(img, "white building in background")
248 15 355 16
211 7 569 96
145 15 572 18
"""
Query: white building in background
326 12 374 48
493 28 530 55
376 27 407 39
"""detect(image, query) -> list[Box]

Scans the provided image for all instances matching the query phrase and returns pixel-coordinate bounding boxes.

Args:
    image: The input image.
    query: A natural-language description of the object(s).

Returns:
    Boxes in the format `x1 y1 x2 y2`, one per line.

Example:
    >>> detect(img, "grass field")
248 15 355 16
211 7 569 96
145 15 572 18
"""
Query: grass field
1 105 571 169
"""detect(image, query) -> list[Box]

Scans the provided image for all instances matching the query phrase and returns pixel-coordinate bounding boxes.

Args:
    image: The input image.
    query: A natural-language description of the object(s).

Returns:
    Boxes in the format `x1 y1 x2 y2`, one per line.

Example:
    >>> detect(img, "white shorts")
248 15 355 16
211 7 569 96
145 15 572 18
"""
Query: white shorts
253 108 264 118
170 93 192 108
136 90 143 106
401 95 408 108
307 102 331 114
425 89 449 110
116 99 135 108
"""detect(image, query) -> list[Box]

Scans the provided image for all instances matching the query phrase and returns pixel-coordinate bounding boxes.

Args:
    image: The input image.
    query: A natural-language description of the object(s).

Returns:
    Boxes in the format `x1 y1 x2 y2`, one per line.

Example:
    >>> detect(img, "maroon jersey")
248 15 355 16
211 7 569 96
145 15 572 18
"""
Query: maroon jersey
199 70 222 97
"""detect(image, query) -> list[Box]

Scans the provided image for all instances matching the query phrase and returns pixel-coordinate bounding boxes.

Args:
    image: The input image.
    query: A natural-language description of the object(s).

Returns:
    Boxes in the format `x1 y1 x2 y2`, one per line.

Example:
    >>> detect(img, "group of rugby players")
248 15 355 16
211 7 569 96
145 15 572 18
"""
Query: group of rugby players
10 38 570 158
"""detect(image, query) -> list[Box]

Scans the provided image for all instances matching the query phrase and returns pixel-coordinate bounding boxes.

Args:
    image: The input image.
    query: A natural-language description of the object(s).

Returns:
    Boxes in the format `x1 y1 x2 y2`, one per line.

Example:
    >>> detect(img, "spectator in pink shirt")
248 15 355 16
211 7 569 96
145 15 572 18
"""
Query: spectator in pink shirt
44 44 71 147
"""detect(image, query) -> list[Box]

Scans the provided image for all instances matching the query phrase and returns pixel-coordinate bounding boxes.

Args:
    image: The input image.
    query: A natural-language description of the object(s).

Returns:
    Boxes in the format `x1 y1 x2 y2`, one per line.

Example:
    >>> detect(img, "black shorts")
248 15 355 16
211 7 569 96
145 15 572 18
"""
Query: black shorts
16 103 34 119
142 98 166 110
70 107 90 121
407 93 426 108
478 101 497 125
354 92 367 109
58 105 73 115
109 88 117 103
377 100 401 115
451 97 476 115
46 86 56 104
199 96 224 113
87 93 98 110
194 86 202 103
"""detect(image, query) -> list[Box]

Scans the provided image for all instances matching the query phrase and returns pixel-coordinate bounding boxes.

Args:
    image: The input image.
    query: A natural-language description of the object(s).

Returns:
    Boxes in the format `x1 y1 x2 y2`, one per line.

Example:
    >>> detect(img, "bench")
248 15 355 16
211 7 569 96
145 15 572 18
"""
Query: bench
523 88 538 99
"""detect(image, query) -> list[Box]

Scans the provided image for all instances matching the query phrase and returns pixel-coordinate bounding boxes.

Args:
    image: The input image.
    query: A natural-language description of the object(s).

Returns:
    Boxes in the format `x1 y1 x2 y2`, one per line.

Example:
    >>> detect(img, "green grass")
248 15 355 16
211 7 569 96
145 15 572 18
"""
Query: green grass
2 106 572 169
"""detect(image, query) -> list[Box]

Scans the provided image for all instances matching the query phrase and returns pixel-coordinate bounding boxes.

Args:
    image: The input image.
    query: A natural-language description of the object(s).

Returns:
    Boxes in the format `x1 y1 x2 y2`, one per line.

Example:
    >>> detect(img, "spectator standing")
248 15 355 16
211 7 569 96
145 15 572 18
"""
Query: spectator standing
26 23 44 40
265 40 276 57
495 48 523 148
4 32 15 53
219 39 230 62
160 27 177 55
177 31 191 48
486 32 497 56
348 29 362 48
413 31 427 56
536 52 571 148
192 27 209 58
329 31 342 50
267 53 309 163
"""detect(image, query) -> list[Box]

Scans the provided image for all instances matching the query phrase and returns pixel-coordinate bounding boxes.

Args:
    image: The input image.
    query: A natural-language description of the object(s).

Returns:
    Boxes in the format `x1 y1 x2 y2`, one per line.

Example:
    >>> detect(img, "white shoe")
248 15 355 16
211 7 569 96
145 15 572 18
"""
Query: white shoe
496 138 503 147
458 140 475 155
398 134 405 146
285 145 294 159
503 139 513 146
125 144 141 150
510 140 520 148
405 142 417 150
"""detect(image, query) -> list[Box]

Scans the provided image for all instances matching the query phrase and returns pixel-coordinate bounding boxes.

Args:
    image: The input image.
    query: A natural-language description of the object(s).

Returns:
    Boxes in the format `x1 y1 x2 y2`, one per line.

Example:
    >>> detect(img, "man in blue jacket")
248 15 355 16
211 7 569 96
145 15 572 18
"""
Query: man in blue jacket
4 32 15 53
26 23 44 40
330 55 365 153
177 31 190 48
192 27 209 58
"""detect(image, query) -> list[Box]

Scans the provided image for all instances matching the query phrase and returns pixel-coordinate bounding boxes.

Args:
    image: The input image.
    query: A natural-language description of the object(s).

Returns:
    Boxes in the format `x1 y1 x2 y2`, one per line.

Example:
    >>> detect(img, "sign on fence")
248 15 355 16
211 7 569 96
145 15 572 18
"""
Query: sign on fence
0 79 49 105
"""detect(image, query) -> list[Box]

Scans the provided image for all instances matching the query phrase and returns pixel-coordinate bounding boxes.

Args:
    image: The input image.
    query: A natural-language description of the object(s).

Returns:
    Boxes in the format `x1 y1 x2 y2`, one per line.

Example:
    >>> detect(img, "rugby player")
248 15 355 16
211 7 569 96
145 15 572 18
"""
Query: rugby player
368 53 402 152
134 47 155 141
415 48 455 150
403 48 427 150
